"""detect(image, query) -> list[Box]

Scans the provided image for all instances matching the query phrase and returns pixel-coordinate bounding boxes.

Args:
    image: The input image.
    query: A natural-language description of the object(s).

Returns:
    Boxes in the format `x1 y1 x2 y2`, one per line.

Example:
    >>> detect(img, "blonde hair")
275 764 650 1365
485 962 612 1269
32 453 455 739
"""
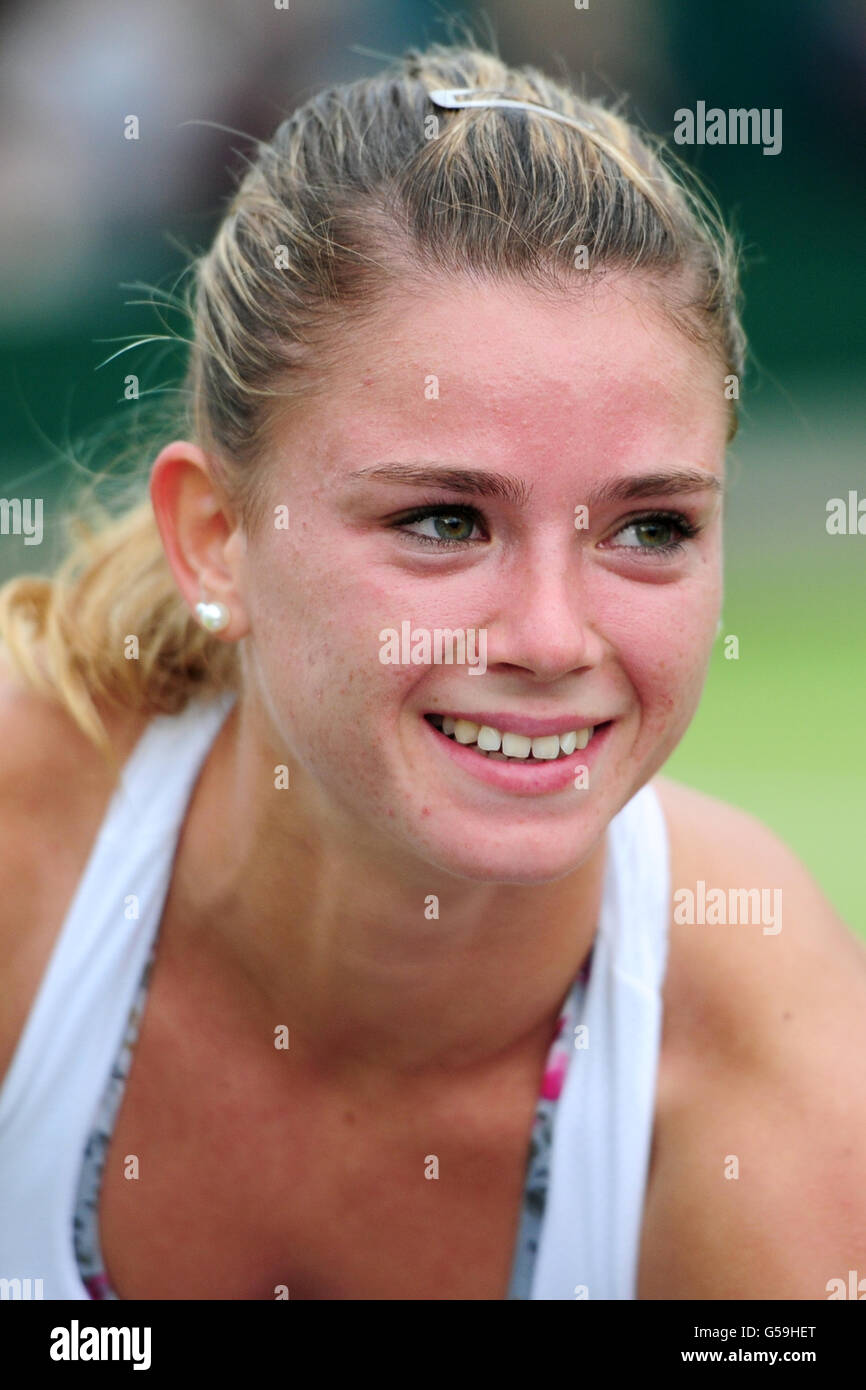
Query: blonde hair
0 36 745 764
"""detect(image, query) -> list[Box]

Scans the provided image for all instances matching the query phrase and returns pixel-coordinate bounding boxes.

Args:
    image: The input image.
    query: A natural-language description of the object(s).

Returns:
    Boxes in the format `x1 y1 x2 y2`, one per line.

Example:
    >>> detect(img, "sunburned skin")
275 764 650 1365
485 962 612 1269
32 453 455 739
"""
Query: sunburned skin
1 272 865 1302
147 270 728 1077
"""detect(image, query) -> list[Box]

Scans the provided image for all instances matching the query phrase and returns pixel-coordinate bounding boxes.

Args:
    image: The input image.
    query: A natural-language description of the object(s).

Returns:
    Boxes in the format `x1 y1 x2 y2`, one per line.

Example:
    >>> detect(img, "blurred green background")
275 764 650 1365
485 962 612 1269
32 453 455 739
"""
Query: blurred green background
1 0 863 931
664 373 865 933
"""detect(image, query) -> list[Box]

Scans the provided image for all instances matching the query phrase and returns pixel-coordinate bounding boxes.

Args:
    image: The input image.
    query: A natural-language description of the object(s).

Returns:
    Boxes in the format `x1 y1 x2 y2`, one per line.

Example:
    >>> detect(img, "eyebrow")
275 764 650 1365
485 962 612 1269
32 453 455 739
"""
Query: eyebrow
350 461 723 506
351 462 530 507
592 468 724 504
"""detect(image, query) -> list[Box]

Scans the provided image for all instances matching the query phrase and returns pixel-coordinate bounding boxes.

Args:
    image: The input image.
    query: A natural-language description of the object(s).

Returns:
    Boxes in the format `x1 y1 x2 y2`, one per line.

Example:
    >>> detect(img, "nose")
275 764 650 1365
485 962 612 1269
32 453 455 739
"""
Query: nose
482 537 606 682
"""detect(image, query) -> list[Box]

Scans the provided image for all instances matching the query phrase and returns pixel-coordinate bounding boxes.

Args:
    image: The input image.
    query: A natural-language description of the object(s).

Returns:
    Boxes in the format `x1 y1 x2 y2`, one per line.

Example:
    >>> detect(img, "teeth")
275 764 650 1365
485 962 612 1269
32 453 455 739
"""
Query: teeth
454 719 479 744
477 725 502 751
501 732 532 759
531 735 561 760
429 714 597 761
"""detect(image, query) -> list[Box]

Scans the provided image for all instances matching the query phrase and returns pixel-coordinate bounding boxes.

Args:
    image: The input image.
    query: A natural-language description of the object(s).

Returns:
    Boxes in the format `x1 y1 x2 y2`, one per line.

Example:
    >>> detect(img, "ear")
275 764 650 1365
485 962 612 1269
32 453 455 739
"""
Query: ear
149 441 250 641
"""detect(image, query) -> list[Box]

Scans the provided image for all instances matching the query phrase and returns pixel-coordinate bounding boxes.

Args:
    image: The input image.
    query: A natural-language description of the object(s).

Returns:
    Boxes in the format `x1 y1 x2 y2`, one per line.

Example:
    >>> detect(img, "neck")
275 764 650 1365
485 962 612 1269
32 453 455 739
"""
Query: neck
165 694 607 1082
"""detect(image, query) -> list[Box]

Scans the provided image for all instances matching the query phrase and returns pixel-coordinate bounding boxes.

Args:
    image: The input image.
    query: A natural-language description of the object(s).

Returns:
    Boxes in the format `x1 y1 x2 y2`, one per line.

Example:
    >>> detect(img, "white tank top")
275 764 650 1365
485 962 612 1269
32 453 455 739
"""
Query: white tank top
0 691 670 1301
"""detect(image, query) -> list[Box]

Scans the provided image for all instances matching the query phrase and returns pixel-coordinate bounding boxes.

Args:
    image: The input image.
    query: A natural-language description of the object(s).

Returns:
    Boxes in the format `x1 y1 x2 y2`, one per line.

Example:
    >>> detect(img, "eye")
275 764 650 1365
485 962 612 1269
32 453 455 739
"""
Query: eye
389 504 487 548
607 511 700 555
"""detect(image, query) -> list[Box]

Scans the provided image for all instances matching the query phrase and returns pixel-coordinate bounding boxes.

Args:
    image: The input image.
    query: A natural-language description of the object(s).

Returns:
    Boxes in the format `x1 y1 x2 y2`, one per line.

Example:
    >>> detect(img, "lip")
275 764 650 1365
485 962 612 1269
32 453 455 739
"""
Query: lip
424 710 607 738
422 714 614 796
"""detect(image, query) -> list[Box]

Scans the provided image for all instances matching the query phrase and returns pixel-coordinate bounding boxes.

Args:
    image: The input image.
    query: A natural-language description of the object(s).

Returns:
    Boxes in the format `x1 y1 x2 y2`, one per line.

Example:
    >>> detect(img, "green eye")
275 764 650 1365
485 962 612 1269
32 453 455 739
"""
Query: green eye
610 511 698 554
391 505 485 548
427 513 476 541
628 519 677 547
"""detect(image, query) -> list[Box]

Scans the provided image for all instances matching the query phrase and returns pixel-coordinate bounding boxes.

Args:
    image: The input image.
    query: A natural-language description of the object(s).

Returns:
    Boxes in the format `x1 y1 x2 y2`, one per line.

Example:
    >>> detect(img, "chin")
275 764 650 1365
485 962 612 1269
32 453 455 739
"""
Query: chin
411 824 603 886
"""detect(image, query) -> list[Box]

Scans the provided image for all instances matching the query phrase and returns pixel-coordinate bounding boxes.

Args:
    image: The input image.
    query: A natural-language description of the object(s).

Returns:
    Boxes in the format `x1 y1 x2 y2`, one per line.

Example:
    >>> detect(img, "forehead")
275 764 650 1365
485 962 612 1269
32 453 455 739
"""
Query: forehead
280 272 729 484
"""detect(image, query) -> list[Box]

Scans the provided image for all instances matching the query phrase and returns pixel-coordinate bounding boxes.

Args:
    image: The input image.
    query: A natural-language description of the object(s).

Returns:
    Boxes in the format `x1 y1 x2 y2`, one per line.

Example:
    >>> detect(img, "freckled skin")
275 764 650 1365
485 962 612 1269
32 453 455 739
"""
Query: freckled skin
236 272 728 887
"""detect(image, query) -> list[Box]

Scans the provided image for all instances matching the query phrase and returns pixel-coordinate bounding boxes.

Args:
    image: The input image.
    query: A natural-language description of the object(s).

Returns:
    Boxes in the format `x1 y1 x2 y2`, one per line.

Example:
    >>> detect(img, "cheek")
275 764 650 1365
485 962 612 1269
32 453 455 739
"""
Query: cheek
244 541 421 751
642 653 709 745
619 580 720 737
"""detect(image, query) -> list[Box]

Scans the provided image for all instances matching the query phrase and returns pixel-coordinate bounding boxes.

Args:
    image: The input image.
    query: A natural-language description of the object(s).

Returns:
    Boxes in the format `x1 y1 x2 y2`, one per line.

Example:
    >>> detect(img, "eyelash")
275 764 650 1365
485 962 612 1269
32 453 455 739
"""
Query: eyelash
388 502 702 555
389 502 488 549
607 510 701 556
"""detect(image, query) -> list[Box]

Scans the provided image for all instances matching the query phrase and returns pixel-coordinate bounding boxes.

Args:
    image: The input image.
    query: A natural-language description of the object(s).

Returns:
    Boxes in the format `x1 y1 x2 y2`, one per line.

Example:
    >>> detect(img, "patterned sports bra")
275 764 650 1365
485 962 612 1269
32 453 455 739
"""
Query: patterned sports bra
0 691 669 1300
73 936 593 1300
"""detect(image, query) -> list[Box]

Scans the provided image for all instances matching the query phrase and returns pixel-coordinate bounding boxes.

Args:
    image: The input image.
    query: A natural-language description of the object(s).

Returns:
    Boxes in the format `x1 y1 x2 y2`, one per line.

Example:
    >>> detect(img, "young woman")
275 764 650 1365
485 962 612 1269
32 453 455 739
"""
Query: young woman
1 41 864 1302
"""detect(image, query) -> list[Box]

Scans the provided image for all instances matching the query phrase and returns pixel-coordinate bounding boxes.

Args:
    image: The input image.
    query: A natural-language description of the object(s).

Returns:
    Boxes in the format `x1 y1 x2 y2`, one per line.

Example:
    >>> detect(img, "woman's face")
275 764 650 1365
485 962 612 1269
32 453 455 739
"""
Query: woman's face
237 273 729 883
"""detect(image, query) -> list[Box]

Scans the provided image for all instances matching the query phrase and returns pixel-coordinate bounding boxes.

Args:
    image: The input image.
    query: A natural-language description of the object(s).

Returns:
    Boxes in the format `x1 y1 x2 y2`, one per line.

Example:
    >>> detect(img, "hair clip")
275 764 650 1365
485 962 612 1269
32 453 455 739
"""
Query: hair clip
427 87 595 134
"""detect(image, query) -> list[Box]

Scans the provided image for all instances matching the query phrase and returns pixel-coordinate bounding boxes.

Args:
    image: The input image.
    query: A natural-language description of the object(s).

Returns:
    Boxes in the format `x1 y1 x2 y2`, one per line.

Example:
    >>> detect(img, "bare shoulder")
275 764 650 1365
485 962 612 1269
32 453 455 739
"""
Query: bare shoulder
638 774 866 1299
0 642 148 833
0 643 149 1082
652 773 866 1047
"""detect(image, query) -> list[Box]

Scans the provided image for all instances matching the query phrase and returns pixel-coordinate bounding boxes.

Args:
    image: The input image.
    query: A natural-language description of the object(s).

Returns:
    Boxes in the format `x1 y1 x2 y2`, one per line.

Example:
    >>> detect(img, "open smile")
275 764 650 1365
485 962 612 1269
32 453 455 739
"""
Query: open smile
422 712 614 794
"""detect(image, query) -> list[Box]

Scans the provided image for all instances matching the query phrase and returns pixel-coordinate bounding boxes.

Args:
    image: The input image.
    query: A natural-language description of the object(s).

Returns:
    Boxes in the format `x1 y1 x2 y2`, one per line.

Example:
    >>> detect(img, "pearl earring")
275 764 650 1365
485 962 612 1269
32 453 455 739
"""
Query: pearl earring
195 599 231 633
